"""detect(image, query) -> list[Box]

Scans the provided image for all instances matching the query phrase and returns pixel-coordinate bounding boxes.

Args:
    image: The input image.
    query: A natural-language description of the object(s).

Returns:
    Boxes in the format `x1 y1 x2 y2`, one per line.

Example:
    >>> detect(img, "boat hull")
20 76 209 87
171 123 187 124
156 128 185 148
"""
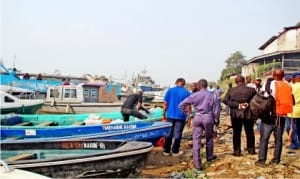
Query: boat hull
1 103 43 114
1 140 153 178
1 121 172 145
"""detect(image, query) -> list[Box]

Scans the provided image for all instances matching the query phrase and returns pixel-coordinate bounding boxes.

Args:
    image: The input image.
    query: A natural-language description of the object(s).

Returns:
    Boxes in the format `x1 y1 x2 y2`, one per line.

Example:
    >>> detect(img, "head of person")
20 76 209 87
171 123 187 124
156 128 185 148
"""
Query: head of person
255 78 262 86
209 84 213 89
216 85 220 89
246 76 252 84
198 79 208 90
292 72 300 83
175 78 186 87
228 83 233 88
191 82 199 92
284 74 292 83
235 75 245 85
273 69 284 81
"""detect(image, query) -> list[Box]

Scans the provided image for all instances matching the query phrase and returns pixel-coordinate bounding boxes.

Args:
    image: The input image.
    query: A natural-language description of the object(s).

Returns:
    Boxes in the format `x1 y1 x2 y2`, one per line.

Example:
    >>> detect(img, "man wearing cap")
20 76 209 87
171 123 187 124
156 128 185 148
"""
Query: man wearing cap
121 90 150 122
287 72 300 149
162 78 190 156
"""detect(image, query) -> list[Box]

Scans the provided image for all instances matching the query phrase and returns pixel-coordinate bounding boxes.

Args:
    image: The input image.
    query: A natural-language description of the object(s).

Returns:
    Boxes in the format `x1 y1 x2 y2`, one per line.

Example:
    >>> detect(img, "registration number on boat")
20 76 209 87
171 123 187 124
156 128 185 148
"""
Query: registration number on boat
102 124 137 130
83 142 106 149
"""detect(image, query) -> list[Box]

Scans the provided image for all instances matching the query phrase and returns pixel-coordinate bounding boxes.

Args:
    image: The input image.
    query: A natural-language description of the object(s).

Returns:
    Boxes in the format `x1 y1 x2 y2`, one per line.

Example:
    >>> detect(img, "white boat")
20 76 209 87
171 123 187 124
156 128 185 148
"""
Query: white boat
39 83 123 114
0 160 50 179
0 91 44 114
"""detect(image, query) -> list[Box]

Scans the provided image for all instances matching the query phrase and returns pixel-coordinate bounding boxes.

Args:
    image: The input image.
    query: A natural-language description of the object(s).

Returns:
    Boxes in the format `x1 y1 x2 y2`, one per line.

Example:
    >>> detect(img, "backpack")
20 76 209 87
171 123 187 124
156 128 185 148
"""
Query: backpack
250 91 274 118
275 81 293 115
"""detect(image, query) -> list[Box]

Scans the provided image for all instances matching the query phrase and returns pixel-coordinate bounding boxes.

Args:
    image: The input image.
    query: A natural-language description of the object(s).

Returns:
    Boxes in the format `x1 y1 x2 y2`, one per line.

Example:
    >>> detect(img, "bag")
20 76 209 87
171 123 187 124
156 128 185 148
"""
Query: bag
275 81 293 115
250 92 274 118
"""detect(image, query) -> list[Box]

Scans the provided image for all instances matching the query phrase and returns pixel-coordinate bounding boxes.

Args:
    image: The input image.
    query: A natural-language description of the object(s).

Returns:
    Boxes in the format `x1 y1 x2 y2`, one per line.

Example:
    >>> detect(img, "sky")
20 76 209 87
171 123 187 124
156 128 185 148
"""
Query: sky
1 0 299 86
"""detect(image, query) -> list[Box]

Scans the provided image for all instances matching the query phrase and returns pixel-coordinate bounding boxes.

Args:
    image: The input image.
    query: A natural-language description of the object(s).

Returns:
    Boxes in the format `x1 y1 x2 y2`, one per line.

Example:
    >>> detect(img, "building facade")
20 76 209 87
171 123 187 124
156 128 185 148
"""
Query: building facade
242 25 300 77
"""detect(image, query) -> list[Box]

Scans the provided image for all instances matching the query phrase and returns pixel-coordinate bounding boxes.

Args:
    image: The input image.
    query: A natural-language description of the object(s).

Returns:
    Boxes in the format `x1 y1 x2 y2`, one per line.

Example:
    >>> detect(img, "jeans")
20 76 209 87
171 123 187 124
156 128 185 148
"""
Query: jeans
163 118 185 154
285 117 299 149
258 116 285 163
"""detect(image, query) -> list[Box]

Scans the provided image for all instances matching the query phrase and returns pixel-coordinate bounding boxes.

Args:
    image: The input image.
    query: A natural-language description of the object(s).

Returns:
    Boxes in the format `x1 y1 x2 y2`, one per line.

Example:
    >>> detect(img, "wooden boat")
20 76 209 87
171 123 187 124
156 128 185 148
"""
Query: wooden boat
1 121 171 145
0 91 44 114
0 140 153 178
39 83 123 114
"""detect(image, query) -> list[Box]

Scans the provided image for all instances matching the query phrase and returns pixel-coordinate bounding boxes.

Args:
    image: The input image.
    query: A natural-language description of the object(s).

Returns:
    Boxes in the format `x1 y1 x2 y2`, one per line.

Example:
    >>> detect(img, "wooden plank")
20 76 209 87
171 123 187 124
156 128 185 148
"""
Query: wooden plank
38 121 56 126
72 121 85 126
15 122 33 126
6 153 37 162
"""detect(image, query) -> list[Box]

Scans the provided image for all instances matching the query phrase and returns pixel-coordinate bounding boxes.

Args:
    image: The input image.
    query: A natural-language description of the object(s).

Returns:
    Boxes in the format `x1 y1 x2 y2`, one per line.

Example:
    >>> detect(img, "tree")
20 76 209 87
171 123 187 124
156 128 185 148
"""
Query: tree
220 51 247 80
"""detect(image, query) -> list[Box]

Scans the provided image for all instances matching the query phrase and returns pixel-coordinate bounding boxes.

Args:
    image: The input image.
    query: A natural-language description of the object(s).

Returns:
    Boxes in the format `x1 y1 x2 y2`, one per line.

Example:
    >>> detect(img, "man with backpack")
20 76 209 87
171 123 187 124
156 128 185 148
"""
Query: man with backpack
255 69 293 166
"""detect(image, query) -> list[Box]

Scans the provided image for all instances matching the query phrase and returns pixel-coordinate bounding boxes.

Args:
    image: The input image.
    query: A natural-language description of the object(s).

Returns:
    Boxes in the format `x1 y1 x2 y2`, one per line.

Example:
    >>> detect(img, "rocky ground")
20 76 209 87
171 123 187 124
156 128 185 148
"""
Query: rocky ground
139 112 300 178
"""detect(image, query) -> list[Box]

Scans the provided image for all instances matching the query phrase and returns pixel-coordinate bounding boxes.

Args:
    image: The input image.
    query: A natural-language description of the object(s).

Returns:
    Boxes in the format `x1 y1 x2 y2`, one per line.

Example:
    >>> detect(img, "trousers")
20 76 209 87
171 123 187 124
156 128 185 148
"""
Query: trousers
258 116 285 163
163 118 185 154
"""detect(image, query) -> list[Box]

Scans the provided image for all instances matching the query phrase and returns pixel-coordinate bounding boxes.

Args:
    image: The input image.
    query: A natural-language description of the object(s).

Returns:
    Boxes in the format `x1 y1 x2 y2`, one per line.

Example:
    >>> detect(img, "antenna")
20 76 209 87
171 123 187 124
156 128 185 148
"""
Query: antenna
13 54 16 68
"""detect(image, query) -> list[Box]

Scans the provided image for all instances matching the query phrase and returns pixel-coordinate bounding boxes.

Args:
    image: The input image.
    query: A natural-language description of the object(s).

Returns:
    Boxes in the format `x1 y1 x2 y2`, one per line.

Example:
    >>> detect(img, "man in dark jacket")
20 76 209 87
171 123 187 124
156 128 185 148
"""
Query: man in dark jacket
121 91 149 122
223 75 257 156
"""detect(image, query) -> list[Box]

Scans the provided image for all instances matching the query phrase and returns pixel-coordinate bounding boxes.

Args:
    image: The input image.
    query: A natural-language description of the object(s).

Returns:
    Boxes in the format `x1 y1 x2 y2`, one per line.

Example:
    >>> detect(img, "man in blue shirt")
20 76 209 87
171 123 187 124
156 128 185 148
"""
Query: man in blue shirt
162 78 190 156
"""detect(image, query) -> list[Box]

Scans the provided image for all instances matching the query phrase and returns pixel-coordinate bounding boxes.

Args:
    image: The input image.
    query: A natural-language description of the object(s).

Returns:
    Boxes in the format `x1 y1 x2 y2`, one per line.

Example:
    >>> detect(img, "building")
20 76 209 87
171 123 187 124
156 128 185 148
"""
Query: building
243 25 300 77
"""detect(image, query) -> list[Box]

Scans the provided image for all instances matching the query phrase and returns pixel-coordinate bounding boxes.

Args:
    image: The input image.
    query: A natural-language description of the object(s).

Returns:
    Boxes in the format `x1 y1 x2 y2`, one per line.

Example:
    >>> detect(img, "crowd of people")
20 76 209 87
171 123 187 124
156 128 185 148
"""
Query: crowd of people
120 69 300 171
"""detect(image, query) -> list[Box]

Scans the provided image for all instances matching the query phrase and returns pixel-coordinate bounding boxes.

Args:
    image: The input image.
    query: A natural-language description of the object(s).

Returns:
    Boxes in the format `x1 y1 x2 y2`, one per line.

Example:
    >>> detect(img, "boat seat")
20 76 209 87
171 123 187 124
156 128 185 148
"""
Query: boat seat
6 153 37 162
72 121 85 126
14 122 33 126
38 121 58 126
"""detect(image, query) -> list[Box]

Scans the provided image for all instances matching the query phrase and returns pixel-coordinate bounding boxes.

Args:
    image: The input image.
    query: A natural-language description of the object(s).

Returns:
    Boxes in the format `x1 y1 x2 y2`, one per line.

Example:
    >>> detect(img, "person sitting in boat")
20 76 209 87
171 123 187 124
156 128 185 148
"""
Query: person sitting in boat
121 90 150 122
23 73 30 79
36 73 43 80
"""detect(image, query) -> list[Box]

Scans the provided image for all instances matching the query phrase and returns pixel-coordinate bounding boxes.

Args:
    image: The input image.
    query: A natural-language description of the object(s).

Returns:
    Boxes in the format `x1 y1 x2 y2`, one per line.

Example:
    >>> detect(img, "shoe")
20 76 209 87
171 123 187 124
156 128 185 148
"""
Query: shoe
255 160 266 167
195 166 204 171
207 155 217 162
232 152 241 157
172 151 183 157
248 150 257 155
269 159 280 165
163 151 170 156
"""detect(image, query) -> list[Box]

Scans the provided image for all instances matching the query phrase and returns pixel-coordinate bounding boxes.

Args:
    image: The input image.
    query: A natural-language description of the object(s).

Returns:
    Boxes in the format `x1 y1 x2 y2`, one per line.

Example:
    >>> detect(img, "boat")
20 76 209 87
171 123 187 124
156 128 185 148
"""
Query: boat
0 160 50 179
39 83 123 113
1 120 170 145
0 140 153 178
0 91 44 114
0 63 61 95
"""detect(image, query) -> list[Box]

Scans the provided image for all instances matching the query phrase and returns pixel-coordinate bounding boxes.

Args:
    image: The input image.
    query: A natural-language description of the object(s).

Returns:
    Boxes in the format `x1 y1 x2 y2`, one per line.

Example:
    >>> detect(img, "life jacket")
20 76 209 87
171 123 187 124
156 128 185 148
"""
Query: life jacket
275 81 293 115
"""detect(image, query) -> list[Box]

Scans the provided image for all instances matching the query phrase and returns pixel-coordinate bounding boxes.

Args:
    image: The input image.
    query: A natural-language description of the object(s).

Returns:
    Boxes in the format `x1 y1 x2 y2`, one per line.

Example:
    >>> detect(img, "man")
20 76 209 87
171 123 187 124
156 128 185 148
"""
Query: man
162 78 190 156
190 82 199 93
208 84 215 93
255 69 293 166
246 75 256 88
287 72 300 149
179 79 220 170
223 75 257 156
121 91 149 122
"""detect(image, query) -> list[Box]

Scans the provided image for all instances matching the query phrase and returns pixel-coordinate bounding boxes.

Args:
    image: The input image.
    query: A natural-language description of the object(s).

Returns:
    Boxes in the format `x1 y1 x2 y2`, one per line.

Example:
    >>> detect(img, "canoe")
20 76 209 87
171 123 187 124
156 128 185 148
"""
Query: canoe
1 121 171 145
0 140 153 178
0 107 163 126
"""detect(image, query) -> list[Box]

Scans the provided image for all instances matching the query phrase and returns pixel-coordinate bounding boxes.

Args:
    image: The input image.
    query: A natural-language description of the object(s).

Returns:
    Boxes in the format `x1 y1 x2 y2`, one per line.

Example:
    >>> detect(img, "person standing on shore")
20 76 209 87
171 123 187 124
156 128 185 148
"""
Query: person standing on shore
179 79 220 170
223 75 257 156
162 78 190 156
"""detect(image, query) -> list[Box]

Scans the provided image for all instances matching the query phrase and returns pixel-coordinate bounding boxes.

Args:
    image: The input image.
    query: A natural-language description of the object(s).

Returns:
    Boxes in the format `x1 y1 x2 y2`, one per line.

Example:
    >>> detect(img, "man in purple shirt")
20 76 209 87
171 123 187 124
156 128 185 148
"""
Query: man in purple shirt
179 79 220 170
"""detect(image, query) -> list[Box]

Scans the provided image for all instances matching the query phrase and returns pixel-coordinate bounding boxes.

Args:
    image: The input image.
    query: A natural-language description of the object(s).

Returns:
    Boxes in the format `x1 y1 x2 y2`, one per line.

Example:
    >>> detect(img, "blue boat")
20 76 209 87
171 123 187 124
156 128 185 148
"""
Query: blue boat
1 121 171 145
0 63 61 93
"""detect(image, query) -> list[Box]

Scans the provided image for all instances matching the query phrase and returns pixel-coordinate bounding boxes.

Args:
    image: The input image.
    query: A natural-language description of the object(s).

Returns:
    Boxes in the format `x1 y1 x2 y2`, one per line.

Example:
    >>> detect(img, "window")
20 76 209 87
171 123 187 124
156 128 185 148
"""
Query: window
91 89 97 99
83 89 89 98
64 89 77 98
50 89 60 98
4 96 14 103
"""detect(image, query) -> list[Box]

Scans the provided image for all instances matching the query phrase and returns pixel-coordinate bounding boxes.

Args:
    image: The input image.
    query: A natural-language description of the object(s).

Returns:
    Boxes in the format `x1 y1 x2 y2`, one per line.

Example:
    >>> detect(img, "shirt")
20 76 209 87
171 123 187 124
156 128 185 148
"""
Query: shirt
179 89 220 123
164 86 190 120
288 82 300 118
122 93 142 109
